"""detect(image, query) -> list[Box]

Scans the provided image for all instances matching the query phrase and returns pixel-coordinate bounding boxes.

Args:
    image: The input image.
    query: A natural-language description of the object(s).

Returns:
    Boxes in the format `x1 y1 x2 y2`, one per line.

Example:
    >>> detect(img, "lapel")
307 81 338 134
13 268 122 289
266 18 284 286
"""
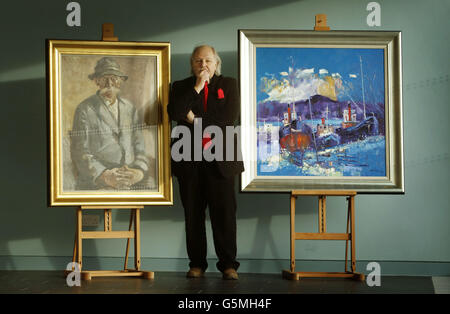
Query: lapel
117 97 133 131
92 93 120 135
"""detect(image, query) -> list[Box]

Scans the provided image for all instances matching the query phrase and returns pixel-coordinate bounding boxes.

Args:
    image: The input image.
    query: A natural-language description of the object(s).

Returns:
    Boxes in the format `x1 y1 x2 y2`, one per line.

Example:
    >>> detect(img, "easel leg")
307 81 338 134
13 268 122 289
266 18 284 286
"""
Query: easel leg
104 209 112 231
69 209 79 275
134 208 141 271
318 196 323 233
290 195 296 273
350 195 356 273
76 207 83 270
345 197 350 273
318 196 327 233
323 196 327 233
72 223 77 269
124 209 135 270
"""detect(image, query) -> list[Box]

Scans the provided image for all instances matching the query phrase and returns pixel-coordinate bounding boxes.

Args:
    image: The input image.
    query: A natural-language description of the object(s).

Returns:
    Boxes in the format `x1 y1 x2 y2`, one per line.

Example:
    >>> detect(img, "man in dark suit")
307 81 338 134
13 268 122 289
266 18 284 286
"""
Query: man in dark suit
168 45 244 280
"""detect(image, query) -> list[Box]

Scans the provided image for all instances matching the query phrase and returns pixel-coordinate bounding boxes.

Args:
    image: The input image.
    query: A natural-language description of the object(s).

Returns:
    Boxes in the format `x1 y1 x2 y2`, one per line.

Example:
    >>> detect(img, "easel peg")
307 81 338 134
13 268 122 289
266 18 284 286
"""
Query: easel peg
102 23 118 41
314 14 331 31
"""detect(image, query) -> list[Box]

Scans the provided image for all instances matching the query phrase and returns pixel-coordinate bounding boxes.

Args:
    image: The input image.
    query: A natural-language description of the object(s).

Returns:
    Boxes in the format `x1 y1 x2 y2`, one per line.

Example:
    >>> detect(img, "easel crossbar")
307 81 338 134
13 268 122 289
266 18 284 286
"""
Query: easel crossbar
80 231 135 239
291 190 356 196
282 270 364 281
295 232 350 240
82 270 151 278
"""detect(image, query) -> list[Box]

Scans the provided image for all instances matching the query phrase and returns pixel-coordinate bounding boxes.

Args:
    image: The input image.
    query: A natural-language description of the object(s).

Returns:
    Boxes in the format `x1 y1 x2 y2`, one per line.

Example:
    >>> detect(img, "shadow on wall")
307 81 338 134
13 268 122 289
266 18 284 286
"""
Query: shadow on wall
0 77 83 270
0 0 301 77
0 51 319 272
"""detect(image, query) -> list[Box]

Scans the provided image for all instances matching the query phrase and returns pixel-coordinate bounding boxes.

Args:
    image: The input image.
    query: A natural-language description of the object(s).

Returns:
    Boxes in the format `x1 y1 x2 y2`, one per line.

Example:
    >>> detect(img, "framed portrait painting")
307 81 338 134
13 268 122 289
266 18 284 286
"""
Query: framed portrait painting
47 40 172 205
239 30 404 193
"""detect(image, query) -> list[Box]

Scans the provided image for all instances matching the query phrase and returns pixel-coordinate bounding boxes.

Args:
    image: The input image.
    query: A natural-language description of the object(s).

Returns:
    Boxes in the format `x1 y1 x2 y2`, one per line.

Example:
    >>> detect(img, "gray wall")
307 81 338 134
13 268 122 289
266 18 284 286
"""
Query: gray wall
0 0 449 275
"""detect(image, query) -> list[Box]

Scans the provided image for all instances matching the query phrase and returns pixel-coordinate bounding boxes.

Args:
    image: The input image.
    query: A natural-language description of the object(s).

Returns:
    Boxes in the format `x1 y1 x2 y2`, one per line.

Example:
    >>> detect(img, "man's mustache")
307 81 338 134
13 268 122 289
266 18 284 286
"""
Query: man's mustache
99 86 120 98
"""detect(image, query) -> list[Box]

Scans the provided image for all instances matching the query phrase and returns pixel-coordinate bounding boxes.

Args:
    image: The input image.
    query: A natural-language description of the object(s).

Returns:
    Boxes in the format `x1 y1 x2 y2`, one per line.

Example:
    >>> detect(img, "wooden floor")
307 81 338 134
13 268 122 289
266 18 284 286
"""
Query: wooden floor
0 270 437 294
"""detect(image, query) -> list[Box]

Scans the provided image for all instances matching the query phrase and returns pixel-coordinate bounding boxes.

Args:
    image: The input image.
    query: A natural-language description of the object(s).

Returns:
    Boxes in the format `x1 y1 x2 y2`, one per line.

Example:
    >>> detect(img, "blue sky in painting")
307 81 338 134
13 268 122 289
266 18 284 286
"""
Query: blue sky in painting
256 47 385 105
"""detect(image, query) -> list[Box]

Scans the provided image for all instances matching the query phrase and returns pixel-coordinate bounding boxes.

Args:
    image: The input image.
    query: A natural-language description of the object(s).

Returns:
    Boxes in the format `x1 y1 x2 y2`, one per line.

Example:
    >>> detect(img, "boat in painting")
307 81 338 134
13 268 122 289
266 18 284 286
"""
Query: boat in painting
278 104 312 165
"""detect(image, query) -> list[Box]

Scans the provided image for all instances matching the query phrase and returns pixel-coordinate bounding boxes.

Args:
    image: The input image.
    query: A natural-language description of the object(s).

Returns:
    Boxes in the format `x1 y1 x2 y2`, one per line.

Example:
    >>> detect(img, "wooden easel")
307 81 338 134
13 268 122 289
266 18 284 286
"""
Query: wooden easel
281 14 364 282
65 24 153 280
67 206 153 280
282 190 365 281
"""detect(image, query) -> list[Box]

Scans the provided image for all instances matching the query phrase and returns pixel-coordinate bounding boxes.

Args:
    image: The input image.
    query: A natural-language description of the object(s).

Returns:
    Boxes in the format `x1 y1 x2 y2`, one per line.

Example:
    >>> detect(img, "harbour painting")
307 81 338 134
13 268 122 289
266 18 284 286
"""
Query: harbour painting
256 47 386 177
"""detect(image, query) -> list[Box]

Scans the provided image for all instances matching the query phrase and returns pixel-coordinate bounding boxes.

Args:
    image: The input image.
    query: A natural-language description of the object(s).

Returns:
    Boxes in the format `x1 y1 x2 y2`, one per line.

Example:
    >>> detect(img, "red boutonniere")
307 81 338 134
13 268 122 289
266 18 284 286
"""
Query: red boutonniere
202 133 212 150
217 88 225 99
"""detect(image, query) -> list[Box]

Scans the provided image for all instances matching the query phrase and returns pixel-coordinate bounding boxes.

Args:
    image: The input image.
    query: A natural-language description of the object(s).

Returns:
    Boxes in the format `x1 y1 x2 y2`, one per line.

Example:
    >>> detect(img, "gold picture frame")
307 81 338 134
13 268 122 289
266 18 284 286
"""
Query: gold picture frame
47 40 172 205
239 30 404 193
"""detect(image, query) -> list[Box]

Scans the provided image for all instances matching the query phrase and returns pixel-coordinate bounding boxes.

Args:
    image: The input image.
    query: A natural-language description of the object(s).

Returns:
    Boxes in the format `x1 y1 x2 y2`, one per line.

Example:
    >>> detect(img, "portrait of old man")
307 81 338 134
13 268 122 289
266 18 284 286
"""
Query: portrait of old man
61 55 158 191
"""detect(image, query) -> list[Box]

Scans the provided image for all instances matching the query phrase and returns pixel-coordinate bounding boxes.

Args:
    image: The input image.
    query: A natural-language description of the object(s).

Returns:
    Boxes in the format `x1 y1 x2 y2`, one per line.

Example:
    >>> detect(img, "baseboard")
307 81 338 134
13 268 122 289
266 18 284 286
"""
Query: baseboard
0 256 449 276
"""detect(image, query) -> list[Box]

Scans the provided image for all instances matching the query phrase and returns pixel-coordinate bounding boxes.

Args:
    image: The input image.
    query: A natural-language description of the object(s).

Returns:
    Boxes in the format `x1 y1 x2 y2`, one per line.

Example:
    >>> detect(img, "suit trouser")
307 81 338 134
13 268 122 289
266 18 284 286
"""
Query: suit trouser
177 161 239 272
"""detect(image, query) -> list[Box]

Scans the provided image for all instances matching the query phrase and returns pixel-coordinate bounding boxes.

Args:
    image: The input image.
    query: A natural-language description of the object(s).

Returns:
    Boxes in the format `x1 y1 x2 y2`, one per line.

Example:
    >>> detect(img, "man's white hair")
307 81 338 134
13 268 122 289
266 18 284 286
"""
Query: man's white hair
190 44 222 76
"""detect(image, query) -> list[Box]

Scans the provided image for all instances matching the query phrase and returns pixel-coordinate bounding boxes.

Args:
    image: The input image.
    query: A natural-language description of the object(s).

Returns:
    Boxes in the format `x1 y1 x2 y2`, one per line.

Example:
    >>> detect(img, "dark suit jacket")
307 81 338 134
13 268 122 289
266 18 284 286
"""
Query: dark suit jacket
167 75 244 178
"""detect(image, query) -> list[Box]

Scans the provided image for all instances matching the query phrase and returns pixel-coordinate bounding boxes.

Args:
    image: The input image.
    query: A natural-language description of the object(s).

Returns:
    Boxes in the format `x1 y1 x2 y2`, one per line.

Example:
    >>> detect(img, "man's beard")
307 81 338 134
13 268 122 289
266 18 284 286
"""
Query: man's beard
99 86 120 103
